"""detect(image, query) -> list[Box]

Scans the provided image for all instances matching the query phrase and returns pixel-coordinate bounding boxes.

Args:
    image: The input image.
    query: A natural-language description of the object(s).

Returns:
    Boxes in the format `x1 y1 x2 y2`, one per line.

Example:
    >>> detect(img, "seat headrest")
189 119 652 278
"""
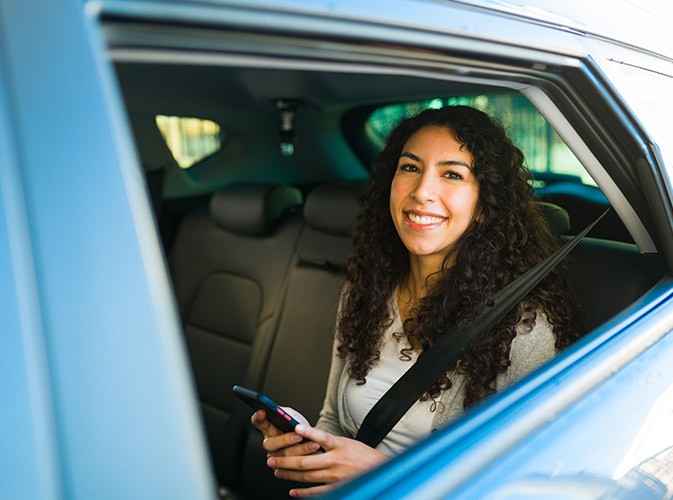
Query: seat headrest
303 182 363 237
210 184 303 236
537 201 570 236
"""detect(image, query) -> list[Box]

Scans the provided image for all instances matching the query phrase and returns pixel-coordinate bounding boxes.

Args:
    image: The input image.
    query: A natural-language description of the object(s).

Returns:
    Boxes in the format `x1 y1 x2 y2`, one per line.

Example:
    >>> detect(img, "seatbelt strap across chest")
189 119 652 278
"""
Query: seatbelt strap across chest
355 208 611 448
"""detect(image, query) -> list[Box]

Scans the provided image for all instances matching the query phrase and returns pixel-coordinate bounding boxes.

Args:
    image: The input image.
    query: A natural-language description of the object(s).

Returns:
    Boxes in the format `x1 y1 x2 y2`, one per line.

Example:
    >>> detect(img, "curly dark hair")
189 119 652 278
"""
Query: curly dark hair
338 105 579 409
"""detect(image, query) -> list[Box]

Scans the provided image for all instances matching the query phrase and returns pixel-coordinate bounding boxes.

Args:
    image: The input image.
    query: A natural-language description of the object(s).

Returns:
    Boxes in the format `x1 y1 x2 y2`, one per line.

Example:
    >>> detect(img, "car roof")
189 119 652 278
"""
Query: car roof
117 0 671 59
450 0 672 59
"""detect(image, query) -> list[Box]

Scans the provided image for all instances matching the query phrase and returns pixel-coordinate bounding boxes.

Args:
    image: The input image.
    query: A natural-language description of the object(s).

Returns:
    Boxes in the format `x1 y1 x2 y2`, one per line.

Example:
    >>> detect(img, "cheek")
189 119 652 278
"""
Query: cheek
448 187 480 220
389 178 405 211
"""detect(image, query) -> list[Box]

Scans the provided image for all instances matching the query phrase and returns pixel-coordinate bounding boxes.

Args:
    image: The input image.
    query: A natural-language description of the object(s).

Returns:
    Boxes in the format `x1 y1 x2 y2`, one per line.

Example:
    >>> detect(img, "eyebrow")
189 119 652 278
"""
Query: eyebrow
400 151 472 170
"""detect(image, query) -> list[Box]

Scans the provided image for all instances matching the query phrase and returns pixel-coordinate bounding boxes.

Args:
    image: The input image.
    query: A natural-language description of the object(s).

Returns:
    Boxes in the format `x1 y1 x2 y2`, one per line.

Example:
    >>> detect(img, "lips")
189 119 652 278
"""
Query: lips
404 210 447 229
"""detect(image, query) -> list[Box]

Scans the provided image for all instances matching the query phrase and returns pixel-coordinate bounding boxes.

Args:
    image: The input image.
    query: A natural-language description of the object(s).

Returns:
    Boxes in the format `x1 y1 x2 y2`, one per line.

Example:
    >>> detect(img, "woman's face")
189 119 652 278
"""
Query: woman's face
389 125 480 270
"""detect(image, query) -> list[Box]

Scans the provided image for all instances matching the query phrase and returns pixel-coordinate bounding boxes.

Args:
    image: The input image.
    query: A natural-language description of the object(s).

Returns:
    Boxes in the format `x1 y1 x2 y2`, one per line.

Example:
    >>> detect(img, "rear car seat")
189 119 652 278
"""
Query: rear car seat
168 183 303 484
538 201 663 333
566 238 663 333
235 182 362 499
535 182 632 242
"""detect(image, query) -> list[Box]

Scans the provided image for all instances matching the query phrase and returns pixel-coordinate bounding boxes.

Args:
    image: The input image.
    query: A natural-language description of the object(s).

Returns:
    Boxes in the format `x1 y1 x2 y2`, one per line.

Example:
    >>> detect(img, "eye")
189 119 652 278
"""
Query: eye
443 170 464 181
399 163 419 173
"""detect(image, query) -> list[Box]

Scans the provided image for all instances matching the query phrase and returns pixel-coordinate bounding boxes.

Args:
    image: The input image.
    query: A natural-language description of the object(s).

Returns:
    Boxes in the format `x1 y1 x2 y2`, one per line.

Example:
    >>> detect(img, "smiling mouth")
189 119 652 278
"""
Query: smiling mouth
405 211 447 226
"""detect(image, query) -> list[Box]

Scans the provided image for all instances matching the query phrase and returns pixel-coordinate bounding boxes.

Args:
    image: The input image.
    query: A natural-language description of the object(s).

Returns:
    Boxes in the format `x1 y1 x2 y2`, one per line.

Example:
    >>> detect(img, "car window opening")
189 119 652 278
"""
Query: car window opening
116 61 667 499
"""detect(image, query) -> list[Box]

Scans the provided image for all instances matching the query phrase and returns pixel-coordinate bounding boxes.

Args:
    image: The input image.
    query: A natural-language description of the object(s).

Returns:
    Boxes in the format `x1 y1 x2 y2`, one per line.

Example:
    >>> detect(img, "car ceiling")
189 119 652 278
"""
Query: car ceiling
114 62 507 197
115 63 503 119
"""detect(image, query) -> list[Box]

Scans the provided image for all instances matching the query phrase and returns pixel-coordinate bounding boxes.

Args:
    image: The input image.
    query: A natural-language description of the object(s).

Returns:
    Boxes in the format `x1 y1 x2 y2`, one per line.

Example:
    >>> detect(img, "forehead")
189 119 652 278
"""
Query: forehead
402 125 472 159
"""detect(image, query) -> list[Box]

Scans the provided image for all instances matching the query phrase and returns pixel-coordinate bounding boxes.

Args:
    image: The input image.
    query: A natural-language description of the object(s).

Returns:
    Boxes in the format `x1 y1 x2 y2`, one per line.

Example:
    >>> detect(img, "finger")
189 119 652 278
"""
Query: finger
262 432 304 454
251 410 291 441
274 466 318 484
273 460 345 484
250 410 274 433
270 451 333 479
268 439 321 458
289 483 334 498
293 425 338 450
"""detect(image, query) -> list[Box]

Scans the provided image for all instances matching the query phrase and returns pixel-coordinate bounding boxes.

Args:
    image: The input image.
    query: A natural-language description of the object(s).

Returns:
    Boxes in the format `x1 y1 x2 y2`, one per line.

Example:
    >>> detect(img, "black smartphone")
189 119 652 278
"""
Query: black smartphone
232 385 301 433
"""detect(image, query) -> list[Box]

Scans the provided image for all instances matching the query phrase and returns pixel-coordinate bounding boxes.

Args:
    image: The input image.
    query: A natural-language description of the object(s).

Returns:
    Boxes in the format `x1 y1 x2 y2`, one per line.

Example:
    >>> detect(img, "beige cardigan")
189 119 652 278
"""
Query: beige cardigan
315 297 556 448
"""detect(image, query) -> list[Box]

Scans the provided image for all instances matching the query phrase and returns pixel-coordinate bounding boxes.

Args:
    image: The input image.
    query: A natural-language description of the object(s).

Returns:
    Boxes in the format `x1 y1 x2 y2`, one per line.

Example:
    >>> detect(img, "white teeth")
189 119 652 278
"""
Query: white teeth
407 212 445 225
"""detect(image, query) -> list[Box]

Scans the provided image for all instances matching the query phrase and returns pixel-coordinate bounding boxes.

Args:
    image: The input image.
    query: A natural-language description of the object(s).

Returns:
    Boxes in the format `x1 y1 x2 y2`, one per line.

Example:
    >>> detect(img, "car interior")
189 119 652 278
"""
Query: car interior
112 50 667 497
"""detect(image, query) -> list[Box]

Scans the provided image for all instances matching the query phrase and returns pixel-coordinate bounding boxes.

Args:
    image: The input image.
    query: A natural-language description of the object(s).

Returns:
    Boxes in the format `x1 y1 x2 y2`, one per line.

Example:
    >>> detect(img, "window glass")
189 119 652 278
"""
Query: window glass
155 115 223 169
367 94 593 186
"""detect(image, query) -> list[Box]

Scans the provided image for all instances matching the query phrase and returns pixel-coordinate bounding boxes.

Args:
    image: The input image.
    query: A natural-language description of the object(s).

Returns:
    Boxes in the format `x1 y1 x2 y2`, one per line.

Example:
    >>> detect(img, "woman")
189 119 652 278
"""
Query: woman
252 105 578 497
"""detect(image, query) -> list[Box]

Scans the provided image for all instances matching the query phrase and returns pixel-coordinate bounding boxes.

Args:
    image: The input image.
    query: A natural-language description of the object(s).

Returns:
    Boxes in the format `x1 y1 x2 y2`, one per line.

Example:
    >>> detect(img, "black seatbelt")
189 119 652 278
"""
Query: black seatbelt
355 208 611 448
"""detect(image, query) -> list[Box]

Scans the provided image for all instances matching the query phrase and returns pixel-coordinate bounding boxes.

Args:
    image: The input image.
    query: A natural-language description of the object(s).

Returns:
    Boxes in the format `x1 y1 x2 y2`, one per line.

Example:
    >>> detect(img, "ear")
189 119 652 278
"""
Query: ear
474 204 486 223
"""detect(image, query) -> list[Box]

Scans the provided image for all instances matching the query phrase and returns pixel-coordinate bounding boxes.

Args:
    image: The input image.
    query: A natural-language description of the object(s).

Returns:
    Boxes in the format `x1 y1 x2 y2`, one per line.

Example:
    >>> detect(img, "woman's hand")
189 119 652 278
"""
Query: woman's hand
251 409 315 458
266 424 388 498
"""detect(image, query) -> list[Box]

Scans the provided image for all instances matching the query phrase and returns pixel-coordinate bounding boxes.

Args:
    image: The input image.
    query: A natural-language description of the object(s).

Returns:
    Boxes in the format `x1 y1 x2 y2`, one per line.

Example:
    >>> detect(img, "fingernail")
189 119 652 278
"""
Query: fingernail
291 433 302 443
308 442 320 452
274 468 283 478
267 457 276 468
295 424 305 432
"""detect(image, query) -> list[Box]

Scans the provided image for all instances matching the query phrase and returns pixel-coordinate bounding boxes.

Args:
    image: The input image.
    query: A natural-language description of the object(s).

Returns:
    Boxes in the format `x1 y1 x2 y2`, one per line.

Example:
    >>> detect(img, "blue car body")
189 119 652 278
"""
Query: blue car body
0 1 213 498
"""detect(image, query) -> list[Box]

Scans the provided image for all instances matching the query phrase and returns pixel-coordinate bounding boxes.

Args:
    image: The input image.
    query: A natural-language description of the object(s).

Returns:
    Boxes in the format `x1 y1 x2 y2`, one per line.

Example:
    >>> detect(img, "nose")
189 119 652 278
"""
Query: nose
411 171 437 203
